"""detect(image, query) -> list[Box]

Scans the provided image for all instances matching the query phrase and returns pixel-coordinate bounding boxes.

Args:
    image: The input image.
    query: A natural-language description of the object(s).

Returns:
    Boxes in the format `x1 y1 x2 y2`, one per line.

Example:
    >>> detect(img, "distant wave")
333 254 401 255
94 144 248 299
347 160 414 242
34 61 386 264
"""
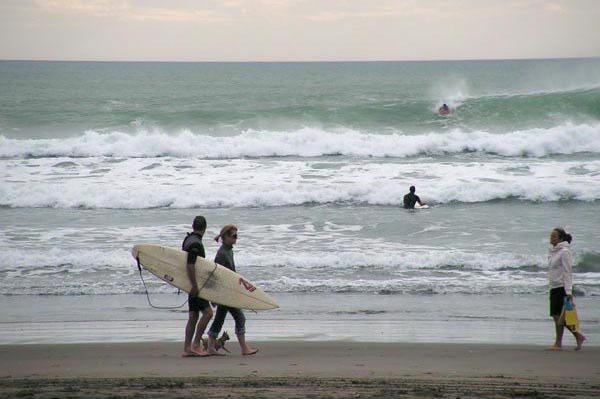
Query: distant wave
2 183 599 209
436 84 600 110
576 252 600 273
1 157 599 208
1 247 545 273
1 248 598 296
1 122 600 159
463 85 600 102
450 86 600 124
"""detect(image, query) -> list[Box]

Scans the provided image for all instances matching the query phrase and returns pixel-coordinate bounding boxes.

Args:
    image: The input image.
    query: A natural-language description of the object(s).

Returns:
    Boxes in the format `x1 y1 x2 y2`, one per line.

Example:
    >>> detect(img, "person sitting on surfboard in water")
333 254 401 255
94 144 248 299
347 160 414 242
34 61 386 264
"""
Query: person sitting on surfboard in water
181 215 214 357
403 186 426 209
206 224 259 356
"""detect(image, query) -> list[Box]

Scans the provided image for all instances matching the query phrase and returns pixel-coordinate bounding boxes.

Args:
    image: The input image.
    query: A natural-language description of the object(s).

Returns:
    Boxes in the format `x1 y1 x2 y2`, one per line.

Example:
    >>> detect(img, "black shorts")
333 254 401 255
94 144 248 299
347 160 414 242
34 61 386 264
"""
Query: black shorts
188 294 210 312
549 287 566 317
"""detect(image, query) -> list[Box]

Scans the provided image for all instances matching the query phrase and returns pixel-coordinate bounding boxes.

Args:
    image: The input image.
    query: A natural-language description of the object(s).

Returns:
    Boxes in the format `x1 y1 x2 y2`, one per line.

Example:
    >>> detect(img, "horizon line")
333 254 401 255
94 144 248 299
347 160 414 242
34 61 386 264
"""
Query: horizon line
1 56 599 64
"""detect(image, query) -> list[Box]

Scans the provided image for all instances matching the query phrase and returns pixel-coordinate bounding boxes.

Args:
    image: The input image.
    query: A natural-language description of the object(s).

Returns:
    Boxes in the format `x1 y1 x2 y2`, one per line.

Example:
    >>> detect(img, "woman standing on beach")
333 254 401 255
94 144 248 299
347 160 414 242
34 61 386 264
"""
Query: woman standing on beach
206 224 259 356
547 228 585 351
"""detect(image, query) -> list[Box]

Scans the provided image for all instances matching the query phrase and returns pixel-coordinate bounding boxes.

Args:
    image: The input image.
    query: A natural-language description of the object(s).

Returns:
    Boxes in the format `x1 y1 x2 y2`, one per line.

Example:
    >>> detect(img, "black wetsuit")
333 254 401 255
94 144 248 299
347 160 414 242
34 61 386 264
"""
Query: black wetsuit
182 232 210 311
403 192 421 209
208 243 246 336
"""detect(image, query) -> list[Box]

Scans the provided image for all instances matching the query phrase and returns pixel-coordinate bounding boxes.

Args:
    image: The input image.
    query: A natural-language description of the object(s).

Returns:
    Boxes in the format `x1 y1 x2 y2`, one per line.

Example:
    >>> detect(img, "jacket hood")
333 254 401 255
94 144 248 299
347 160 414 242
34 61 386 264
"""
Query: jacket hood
550 241 570 252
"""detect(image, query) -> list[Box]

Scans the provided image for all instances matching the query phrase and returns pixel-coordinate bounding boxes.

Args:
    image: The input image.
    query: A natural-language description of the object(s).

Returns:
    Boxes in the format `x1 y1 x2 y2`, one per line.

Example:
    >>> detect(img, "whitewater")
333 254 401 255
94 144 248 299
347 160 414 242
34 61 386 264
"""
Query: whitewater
2 122 600 159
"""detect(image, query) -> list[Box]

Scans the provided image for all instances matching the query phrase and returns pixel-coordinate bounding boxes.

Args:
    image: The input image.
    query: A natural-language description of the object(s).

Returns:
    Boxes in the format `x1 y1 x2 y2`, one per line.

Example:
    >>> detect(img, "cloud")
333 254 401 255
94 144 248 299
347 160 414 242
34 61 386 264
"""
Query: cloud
509 0 566 12
128 8 228 22
32 0 230 22
303 0 465 22
34 0 128 17
544 2 565 12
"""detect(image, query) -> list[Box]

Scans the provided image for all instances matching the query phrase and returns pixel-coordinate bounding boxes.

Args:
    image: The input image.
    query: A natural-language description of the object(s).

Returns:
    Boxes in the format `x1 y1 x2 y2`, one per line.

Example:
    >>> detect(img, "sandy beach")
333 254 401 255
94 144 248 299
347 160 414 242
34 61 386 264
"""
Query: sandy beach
1 341 599 398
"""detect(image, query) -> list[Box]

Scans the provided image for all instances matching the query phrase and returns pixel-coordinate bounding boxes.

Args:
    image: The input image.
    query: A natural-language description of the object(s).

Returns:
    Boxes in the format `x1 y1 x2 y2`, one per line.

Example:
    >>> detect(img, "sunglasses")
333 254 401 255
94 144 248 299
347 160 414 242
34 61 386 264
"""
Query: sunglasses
228 233 238 239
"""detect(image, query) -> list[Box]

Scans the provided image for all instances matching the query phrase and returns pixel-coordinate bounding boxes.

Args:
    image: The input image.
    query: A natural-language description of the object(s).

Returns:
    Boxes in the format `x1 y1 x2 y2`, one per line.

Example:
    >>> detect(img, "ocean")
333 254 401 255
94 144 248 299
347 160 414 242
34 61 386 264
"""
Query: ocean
1 59 599 345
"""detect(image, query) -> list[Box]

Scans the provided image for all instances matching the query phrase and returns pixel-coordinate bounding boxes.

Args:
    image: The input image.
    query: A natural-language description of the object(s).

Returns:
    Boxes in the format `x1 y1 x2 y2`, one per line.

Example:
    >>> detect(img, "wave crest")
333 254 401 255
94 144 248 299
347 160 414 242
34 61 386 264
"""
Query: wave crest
2 122 600 159
2 248 598 296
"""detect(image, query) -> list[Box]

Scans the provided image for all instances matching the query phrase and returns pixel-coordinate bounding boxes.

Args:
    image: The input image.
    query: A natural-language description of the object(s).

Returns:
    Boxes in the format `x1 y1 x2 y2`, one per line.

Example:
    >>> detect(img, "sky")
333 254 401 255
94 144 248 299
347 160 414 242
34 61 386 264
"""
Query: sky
1 0 599 62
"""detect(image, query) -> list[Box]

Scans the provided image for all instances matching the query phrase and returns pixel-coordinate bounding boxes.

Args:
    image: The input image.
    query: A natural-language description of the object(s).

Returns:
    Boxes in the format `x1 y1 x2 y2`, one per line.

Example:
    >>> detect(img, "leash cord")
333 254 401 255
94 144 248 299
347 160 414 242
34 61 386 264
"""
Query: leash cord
137 257 188 309
136 257 218 310
199 262 218 292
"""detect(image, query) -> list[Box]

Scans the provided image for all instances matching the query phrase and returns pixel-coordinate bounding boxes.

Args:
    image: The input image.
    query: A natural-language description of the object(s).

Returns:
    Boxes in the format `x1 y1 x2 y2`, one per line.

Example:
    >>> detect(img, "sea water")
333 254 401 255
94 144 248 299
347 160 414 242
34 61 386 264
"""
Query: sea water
1 59 599 345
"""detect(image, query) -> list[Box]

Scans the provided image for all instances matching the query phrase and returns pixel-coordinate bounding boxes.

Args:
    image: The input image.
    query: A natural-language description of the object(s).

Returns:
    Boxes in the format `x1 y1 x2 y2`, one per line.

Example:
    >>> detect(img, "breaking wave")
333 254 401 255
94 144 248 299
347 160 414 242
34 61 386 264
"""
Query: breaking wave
2 122 600 159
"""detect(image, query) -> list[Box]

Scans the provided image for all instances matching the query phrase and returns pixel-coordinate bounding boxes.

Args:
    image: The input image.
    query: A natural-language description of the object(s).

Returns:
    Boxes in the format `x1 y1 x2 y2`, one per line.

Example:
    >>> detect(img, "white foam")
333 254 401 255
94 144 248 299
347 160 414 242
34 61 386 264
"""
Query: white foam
2 246 598 296
1 154 599 208
430 77 470 110
1 122 600 159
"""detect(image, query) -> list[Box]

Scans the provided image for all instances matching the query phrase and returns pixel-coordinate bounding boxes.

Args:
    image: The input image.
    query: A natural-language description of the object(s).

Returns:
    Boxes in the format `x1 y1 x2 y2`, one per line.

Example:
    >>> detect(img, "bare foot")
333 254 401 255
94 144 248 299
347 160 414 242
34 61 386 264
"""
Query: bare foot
191 346 211 357
242 348 259 356
575 335 586 351
545 345 562 351
207 348 226 356
181 349 210 357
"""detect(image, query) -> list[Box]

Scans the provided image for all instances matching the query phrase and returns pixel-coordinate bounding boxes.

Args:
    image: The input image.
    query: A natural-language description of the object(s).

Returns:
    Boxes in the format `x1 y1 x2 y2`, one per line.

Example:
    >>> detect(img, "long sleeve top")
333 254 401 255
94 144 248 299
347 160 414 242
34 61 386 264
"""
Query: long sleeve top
548 241 573 295
215 243 235 272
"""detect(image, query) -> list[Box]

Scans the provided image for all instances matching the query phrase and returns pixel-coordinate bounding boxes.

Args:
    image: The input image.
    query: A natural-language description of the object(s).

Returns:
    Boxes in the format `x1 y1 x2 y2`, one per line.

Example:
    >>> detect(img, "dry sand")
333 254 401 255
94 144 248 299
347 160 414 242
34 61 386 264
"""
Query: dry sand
1 341 599 398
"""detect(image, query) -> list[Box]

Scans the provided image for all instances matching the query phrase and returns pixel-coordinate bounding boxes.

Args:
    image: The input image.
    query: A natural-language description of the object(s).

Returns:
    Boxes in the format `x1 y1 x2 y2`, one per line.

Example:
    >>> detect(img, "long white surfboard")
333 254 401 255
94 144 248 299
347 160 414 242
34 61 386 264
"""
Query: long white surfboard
132 244 278 310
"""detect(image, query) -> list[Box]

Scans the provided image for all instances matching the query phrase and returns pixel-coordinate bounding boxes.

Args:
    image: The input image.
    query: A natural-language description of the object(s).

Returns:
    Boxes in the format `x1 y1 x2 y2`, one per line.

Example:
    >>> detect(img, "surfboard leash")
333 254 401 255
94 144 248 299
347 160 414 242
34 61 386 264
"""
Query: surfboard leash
199 262 218 293
136 257 188 310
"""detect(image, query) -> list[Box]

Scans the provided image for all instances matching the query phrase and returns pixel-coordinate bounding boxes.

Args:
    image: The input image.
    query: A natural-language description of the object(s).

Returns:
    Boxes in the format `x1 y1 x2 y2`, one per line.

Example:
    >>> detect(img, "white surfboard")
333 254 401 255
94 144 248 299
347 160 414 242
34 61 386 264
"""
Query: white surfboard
414 204 429 209
132 244 278 310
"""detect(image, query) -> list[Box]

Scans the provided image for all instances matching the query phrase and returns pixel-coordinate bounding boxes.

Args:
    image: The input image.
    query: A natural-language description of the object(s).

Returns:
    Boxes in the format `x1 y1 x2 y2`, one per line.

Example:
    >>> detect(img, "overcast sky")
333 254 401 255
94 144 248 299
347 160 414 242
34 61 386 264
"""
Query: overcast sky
1 0 599 62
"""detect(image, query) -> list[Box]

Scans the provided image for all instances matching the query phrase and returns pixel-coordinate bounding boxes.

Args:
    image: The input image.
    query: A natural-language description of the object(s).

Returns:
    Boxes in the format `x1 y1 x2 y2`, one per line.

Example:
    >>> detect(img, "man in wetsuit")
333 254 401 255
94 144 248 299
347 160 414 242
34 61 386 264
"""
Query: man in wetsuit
181 215 213 357
403 186 425 209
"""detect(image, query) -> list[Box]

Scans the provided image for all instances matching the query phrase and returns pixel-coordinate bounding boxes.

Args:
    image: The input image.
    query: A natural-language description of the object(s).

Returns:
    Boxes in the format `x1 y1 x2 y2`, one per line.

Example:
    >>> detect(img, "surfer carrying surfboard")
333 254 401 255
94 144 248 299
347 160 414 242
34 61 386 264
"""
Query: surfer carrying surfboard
181 216 214 357
206 225 259 356
547 228 586 351
403 186 426 209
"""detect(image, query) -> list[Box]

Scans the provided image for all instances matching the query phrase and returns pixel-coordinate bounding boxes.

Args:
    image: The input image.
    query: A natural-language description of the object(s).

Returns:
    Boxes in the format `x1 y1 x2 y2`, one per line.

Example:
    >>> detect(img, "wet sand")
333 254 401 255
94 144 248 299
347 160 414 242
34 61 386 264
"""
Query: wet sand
1 341 599 398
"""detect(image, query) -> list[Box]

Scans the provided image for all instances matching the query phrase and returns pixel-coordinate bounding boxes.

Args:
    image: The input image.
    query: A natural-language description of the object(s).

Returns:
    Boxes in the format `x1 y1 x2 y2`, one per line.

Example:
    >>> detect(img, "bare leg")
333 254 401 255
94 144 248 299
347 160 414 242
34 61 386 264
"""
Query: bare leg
183 311 204 357
566 327 586 351
191 308 213 356
237 333 258 356
546 315 564 350
574 332 586 351
206 305 227 356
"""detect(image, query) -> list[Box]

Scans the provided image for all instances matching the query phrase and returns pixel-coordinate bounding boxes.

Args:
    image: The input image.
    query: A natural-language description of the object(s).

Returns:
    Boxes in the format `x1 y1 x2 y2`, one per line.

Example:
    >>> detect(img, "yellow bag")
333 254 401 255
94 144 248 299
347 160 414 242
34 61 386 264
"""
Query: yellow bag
561 297 579 332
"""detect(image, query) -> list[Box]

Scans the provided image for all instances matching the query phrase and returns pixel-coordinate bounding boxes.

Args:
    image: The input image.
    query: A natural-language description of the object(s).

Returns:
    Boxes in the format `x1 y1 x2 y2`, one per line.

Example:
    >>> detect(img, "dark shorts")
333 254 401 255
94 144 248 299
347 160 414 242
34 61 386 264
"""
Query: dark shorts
188 294 210 312
549 287 567 317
